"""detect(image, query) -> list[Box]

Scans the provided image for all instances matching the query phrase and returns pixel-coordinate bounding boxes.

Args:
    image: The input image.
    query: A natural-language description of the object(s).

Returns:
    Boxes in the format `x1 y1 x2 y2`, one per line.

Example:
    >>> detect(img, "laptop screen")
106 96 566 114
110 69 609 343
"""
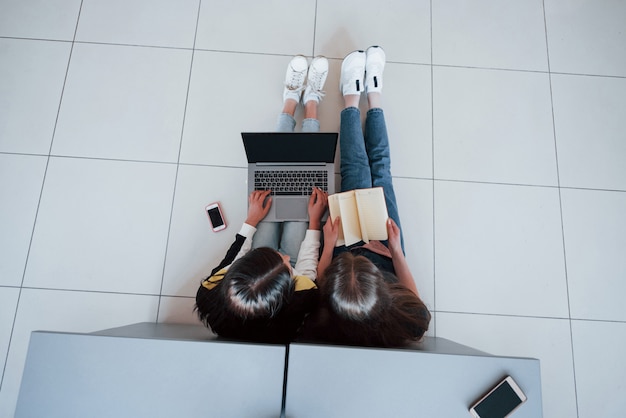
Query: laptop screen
241 132 338 163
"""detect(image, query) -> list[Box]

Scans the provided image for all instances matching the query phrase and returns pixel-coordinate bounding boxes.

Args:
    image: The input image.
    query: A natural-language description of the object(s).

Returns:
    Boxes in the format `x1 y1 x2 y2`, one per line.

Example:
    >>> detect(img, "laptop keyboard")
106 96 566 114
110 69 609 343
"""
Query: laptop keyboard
254 169 328 196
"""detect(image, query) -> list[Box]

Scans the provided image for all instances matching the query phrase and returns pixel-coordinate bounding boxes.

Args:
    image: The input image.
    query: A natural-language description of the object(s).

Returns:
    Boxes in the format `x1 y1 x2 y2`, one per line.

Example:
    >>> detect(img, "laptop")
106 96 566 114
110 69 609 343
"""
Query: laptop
241 132 338 222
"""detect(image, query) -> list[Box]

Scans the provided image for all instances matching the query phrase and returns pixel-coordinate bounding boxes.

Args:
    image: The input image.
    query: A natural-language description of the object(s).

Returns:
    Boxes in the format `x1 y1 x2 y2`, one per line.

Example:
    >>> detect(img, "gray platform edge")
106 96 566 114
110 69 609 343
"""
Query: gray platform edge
85 322 535 361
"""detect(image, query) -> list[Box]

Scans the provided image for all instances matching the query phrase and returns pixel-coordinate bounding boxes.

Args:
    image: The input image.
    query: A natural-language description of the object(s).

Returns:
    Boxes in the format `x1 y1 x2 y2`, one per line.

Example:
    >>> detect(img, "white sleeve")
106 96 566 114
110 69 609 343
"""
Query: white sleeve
292 230 322 280
232 223 257 263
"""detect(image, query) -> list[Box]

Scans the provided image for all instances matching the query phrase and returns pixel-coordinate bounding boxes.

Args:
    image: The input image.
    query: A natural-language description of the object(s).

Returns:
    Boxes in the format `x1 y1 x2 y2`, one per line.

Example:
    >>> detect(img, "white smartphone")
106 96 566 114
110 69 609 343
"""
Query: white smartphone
469 376 527 418
205 202 227 232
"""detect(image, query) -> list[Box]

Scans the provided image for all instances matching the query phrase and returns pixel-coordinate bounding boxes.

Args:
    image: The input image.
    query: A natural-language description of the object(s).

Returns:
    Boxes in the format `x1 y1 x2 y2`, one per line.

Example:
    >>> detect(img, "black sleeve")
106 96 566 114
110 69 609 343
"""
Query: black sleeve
209 233 247 277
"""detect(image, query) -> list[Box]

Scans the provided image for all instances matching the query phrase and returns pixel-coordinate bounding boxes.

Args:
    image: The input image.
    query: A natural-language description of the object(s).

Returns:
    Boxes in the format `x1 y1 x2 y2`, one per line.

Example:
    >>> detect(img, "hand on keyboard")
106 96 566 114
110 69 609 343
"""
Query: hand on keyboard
307 187 328 230
245 190 272 227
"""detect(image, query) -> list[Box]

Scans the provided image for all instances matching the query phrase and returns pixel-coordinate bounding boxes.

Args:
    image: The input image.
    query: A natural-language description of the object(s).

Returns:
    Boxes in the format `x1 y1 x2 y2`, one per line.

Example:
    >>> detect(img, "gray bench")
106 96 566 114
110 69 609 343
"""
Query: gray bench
16 322 542 417
285 340 542 417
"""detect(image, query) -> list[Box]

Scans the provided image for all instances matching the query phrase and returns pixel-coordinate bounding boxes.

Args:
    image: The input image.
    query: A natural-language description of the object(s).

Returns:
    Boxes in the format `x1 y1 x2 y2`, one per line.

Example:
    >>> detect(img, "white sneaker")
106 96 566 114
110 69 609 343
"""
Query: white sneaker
365 46 385 94
340 50 366 96
283 55 308 103
303 56 329 104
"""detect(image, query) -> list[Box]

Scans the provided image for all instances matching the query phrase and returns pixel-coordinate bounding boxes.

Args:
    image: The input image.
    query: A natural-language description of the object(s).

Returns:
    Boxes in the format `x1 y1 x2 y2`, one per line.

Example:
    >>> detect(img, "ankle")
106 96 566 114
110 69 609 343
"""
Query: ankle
303 100 318 119
343 94 360 109
282 99 298 116
367 92 382 110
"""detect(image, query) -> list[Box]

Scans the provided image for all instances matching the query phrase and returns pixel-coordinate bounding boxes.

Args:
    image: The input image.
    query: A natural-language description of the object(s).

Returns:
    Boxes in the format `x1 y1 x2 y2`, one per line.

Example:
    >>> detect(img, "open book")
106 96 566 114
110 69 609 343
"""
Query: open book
328 187 389 247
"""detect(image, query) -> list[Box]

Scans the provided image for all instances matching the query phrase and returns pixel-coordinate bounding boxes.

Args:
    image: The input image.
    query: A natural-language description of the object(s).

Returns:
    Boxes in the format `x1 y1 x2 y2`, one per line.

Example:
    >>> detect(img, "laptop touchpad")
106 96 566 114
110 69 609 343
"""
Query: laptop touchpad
275 198 308 220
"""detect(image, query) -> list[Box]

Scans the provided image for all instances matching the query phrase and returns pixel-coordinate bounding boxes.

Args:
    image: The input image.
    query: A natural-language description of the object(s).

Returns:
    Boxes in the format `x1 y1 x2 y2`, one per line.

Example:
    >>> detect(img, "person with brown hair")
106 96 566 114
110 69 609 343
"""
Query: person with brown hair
301 47 431 347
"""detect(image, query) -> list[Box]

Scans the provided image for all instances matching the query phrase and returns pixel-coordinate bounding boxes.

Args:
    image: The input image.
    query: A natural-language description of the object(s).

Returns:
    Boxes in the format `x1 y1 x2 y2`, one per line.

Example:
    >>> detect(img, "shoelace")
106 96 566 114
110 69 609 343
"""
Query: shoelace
307 71 327 98
285 84 305 94
286 68 307 91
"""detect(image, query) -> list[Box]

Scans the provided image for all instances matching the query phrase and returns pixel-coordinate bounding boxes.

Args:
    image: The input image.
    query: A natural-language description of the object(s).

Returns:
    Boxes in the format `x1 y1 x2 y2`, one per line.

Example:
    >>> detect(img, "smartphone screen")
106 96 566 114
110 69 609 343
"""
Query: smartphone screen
473 379 523 417
207 205 224 228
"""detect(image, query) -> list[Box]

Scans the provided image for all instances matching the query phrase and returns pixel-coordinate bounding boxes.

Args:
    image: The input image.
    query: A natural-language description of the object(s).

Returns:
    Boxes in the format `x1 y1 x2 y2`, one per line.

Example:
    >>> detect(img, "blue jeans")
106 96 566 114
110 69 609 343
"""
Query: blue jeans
252 221 307 267
251 113 318 266
339 107 404 252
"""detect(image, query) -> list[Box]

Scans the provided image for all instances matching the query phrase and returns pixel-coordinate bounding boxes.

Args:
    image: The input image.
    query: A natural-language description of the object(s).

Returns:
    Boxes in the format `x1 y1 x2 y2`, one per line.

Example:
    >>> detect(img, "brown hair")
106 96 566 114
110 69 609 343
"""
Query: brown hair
310 252 431 347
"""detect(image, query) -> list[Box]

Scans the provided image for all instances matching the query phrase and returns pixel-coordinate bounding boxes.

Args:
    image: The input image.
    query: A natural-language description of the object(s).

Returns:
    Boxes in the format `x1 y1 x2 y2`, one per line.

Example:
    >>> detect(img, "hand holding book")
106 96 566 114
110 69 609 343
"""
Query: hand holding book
386 217 403 256
327 187 389 247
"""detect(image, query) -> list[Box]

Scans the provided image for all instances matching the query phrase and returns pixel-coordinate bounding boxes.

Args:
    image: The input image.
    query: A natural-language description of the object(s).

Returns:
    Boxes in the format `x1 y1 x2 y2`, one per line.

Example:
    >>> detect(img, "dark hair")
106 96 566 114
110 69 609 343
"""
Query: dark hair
195 247 295 340
308 252 431 347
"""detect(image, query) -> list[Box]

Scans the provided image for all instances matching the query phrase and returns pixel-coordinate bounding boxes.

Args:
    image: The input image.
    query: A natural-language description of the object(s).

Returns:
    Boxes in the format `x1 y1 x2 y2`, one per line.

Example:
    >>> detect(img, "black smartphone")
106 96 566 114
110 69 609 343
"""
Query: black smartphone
205 202 227 232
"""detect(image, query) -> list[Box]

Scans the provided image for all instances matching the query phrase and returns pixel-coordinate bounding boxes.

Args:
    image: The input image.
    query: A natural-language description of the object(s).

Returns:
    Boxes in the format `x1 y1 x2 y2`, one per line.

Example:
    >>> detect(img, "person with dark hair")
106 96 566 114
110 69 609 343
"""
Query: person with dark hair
301 46 431 347
195 188 326 343
195 55 329 343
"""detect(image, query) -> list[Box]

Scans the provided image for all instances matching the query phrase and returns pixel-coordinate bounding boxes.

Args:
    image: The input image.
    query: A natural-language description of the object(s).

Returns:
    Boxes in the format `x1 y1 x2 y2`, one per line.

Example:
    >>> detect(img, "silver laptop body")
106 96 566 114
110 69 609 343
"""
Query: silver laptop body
242 132 338 222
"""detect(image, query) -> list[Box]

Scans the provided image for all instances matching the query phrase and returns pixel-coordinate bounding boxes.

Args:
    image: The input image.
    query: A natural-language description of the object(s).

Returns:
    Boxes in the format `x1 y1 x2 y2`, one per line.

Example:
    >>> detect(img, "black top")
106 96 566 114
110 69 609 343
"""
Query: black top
195 233 319 344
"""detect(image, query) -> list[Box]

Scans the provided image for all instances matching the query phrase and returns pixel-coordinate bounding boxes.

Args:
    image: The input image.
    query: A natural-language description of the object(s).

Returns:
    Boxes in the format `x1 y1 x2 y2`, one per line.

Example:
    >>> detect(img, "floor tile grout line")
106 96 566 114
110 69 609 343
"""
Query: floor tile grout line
2 37 626 80
431 178 626 193
542 1 579 416
4 282 623 324
155 0 203 323
7 286 165 298
311 0 318 57
2 283 190 300
429 0 437 338
548 71 626 80
192 49 328 60
64 39 194 52
435 310 571 321
0 0 86 395
431 63 626 79
0 36 73 44
4 151 625 194
45 154 180 166
5 32 626 79
434 310 626 324
567 318 626 325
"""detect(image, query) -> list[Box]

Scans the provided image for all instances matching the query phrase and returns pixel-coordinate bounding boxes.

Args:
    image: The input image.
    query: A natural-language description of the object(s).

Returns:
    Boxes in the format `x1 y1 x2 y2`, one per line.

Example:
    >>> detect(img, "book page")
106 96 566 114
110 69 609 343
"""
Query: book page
354 187 389 242
337 191 362 246
327 193 345 246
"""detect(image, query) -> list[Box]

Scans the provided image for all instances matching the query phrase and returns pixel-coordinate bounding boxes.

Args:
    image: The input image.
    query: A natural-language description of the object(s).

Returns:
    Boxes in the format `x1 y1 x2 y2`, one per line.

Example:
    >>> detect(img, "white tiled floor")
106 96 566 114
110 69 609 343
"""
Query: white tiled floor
432 0 549 71
0 1 624 417
52 43 192 162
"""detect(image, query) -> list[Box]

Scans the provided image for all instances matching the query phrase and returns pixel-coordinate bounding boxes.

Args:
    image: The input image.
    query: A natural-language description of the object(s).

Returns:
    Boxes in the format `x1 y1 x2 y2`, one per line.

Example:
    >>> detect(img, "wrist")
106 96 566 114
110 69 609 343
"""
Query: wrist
308 220 321 230
245 218 259 227
322 243 335 253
